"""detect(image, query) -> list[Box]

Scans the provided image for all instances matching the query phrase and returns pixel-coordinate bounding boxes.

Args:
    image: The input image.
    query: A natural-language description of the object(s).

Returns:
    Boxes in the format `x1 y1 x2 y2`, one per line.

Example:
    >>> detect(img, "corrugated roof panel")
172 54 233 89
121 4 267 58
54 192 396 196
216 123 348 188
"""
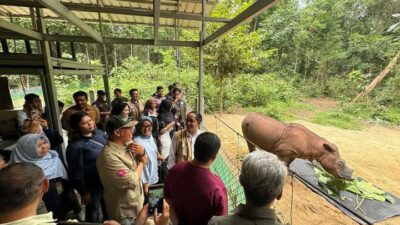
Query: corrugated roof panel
111 0 123 7
116 14 125 22
108 13 117 22
142 16 151 24
192 3 201 14
5 6 21 16
102 0 114 7
12 6 28 16
86 12 98 20
186 3 196 13
119 1 131 8
18 7 31 16
0 0 219 30
43 8 59 18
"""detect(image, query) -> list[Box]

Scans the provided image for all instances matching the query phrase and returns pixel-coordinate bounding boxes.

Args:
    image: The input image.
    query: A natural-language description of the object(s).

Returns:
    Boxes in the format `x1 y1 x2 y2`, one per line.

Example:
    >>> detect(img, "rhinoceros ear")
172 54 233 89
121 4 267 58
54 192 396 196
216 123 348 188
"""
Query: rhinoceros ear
323 143 335 153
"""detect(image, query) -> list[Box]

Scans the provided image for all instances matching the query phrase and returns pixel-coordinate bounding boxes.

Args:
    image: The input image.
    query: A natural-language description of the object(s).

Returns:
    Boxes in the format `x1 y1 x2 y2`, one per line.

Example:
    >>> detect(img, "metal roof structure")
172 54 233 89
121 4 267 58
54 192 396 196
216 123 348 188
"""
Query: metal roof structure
0 0 277 133
0 0 221 29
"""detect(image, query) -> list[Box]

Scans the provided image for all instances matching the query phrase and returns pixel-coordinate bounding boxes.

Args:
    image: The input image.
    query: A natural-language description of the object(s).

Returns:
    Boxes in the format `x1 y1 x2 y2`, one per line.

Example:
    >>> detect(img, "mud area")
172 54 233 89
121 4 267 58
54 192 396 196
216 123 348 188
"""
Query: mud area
205 113 400 225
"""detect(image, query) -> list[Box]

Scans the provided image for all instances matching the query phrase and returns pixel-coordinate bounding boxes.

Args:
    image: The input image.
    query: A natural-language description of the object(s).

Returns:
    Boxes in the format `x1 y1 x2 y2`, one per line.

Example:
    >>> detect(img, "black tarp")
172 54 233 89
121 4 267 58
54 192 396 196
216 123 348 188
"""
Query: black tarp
289 159 400 225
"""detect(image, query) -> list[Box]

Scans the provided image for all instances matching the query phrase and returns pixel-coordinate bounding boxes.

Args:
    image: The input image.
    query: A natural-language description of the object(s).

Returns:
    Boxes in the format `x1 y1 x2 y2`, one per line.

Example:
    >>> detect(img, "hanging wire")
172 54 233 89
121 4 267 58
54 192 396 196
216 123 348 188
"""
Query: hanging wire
291 172 294 225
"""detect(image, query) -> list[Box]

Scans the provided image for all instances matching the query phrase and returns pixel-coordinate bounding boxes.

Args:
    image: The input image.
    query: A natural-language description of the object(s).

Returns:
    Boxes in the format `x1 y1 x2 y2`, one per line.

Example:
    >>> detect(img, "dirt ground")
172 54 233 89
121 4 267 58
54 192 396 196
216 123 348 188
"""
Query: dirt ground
205 113 400 225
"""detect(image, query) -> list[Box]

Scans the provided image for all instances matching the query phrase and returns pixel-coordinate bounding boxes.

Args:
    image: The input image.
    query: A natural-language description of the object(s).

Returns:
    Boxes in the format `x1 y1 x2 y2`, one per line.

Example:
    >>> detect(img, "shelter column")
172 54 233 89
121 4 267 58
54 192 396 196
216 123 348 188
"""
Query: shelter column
36 8 62 134
197 0 206 116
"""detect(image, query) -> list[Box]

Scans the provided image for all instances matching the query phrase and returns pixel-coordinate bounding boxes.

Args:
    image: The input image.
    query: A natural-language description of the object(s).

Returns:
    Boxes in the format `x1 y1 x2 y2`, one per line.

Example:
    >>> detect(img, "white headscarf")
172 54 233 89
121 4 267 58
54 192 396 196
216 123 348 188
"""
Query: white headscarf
10 133 67 180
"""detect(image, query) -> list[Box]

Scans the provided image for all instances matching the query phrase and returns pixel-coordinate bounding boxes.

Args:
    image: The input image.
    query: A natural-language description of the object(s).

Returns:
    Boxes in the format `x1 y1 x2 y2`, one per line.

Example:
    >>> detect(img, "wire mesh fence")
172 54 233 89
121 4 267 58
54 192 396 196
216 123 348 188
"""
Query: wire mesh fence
204 114 252 211
210 147 246 211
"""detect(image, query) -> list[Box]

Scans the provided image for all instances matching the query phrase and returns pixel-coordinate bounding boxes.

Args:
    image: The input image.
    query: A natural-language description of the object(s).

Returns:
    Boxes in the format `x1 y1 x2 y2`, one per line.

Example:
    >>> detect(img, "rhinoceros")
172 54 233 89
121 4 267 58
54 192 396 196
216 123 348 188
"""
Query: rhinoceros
241 112 353 179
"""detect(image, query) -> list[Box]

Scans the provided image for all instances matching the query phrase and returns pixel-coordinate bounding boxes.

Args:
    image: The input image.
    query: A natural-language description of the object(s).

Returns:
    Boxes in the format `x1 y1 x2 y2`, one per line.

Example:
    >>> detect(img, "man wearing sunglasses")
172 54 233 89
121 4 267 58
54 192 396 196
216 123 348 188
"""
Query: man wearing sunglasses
97 115 148 225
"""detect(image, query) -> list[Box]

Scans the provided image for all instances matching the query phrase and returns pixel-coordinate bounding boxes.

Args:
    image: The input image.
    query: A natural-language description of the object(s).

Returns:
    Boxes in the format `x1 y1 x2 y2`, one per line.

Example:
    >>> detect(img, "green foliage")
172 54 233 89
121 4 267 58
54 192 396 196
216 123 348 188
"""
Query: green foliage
310 102 400 127
315 167 395 205
234 73 300 106
312 110 362 130
379 108 400 125
245 103 295 121
374 74 400 107
324 71 369 100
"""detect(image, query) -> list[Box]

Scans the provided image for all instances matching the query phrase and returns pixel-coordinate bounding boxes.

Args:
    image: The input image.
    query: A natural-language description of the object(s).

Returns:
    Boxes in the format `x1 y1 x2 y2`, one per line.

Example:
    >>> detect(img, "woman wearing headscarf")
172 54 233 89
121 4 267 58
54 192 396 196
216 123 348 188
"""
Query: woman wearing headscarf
168 111 203 169
9 133 78 220
66 111 108 222
134 116 163 193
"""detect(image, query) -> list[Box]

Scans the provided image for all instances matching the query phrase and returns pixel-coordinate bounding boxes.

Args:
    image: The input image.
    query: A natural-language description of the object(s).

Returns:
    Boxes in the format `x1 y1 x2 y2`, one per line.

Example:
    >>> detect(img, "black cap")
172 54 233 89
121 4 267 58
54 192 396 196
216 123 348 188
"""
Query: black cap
97 90 106 95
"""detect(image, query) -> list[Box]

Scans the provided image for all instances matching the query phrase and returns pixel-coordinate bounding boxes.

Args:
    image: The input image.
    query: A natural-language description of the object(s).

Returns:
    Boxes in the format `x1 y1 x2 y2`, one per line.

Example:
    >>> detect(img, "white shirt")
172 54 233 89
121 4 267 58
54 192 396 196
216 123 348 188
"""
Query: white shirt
3 212 55 225
168 129 202 169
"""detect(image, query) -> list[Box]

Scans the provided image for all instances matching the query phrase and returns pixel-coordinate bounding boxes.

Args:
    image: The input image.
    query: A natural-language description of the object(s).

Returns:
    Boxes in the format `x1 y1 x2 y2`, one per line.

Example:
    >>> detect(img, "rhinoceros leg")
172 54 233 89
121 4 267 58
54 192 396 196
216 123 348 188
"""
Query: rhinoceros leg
275 143 297 166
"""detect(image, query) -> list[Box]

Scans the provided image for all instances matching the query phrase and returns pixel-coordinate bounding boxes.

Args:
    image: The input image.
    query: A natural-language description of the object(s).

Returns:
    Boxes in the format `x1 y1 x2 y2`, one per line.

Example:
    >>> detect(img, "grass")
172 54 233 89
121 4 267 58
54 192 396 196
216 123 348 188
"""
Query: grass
245 100 316 122
379 108 400 125
311 111 362 130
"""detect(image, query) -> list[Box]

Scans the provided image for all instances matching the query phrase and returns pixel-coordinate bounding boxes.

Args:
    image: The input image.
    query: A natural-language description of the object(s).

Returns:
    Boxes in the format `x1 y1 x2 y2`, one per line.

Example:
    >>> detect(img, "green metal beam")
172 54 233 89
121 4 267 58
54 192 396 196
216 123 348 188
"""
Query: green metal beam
154 0 160 45
36 0 104 43
0 18 43 40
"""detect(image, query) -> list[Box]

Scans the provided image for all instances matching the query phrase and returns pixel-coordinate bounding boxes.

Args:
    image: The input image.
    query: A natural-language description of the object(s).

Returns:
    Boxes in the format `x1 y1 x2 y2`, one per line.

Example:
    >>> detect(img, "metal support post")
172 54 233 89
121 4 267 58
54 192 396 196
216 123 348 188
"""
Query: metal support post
197 0 206 117
36 8 62 134
97 0 111 105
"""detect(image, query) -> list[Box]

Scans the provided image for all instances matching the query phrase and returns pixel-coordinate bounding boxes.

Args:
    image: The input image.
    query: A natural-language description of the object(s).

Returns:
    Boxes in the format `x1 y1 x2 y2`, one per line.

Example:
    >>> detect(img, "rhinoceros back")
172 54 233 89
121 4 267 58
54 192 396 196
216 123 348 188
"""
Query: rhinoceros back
241 112 286 153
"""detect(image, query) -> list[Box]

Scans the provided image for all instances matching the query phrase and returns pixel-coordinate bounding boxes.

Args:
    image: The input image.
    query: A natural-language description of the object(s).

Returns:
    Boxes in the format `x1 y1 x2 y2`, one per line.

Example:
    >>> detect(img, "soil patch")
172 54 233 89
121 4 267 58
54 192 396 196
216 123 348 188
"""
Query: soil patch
307 98 338 110
205 113 400 225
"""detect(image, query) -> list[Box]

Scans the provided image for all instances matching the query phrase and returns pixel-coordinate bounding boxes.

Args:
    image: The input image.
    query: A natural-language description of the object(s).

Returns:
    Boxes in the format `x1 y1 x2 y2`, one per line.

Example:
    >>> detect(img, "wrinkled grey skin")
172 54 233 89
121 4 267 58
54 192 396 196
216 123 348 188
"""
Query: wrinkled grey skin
241 112 353 179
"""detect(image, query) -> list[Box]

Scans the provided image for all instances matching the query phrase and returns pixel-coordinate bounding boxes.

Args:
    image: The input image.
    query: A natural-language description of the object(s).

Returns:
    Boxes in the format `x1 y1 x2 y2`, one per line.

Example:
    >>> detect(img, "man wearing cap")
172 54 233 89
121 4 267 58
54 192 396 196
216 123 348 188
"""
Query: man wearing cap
97 115 148 225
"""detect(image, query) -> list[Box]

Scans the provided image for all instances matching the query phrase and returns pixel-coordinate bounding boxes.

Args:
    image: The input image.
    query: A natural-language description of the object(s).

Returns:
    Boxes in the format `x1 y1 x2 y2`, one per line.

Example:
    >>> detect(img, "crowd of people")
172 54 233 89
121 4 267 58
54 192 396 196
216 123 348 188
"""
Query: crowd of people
0 83 288 225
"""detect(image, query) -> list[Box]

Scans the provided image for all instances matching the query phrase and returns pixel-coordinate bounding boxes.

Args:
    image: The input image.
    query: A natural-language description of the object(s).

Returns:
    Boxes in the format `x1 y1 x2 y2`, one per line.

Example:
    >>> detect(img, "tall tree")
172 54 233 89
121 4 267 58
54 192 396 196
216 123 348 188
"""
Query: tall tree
205 27 260 114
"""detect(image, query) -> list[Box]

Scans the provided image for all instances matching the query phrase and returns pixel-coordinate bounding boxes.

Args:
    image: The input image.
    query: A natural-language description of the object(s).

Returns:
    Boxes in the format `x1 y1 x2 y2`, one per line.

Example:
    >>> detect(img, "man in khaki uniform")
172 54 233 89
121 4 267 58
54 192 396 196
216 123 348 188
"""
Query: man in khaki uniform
97 115 148 225
208 151 287 225
61 91 100 133
127 88 144 121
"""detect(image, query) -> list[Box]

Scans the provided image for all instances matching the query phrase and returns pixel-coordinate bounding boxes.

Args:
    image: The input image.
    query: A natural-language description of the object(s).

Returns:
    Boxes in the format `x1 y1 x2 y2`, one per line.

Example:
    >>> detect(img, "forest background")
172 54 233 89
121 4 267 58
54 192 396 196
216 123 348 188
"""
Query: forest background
4 0 400 128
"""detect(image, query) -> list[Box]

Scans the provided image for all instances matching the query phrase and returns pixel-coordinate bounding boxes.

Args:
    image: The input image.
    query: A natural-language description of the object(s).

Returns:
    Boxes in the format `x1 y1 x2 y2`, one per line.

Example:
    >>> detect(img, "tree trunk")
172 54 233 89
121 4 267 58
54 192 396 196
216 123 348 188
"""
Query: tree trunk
130 45 133 57
85 45 90 63
219 76 224 115
19 75 26 95
147 46 150 63
113 45 117 67
354 49 400 102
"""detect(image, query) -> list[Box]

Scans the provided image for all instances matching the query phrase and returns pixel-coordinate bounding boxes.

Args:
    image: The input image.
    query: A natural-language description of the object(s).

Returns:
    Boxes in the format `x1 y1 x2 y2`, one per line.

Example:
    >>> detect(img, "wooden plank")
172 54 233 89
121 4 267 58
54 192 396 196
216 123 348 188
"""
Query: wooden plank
0 67 42 75
0 18 43 40
1 34 199 47
52 69 105 75
36 0 103 43
51 58 104 70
